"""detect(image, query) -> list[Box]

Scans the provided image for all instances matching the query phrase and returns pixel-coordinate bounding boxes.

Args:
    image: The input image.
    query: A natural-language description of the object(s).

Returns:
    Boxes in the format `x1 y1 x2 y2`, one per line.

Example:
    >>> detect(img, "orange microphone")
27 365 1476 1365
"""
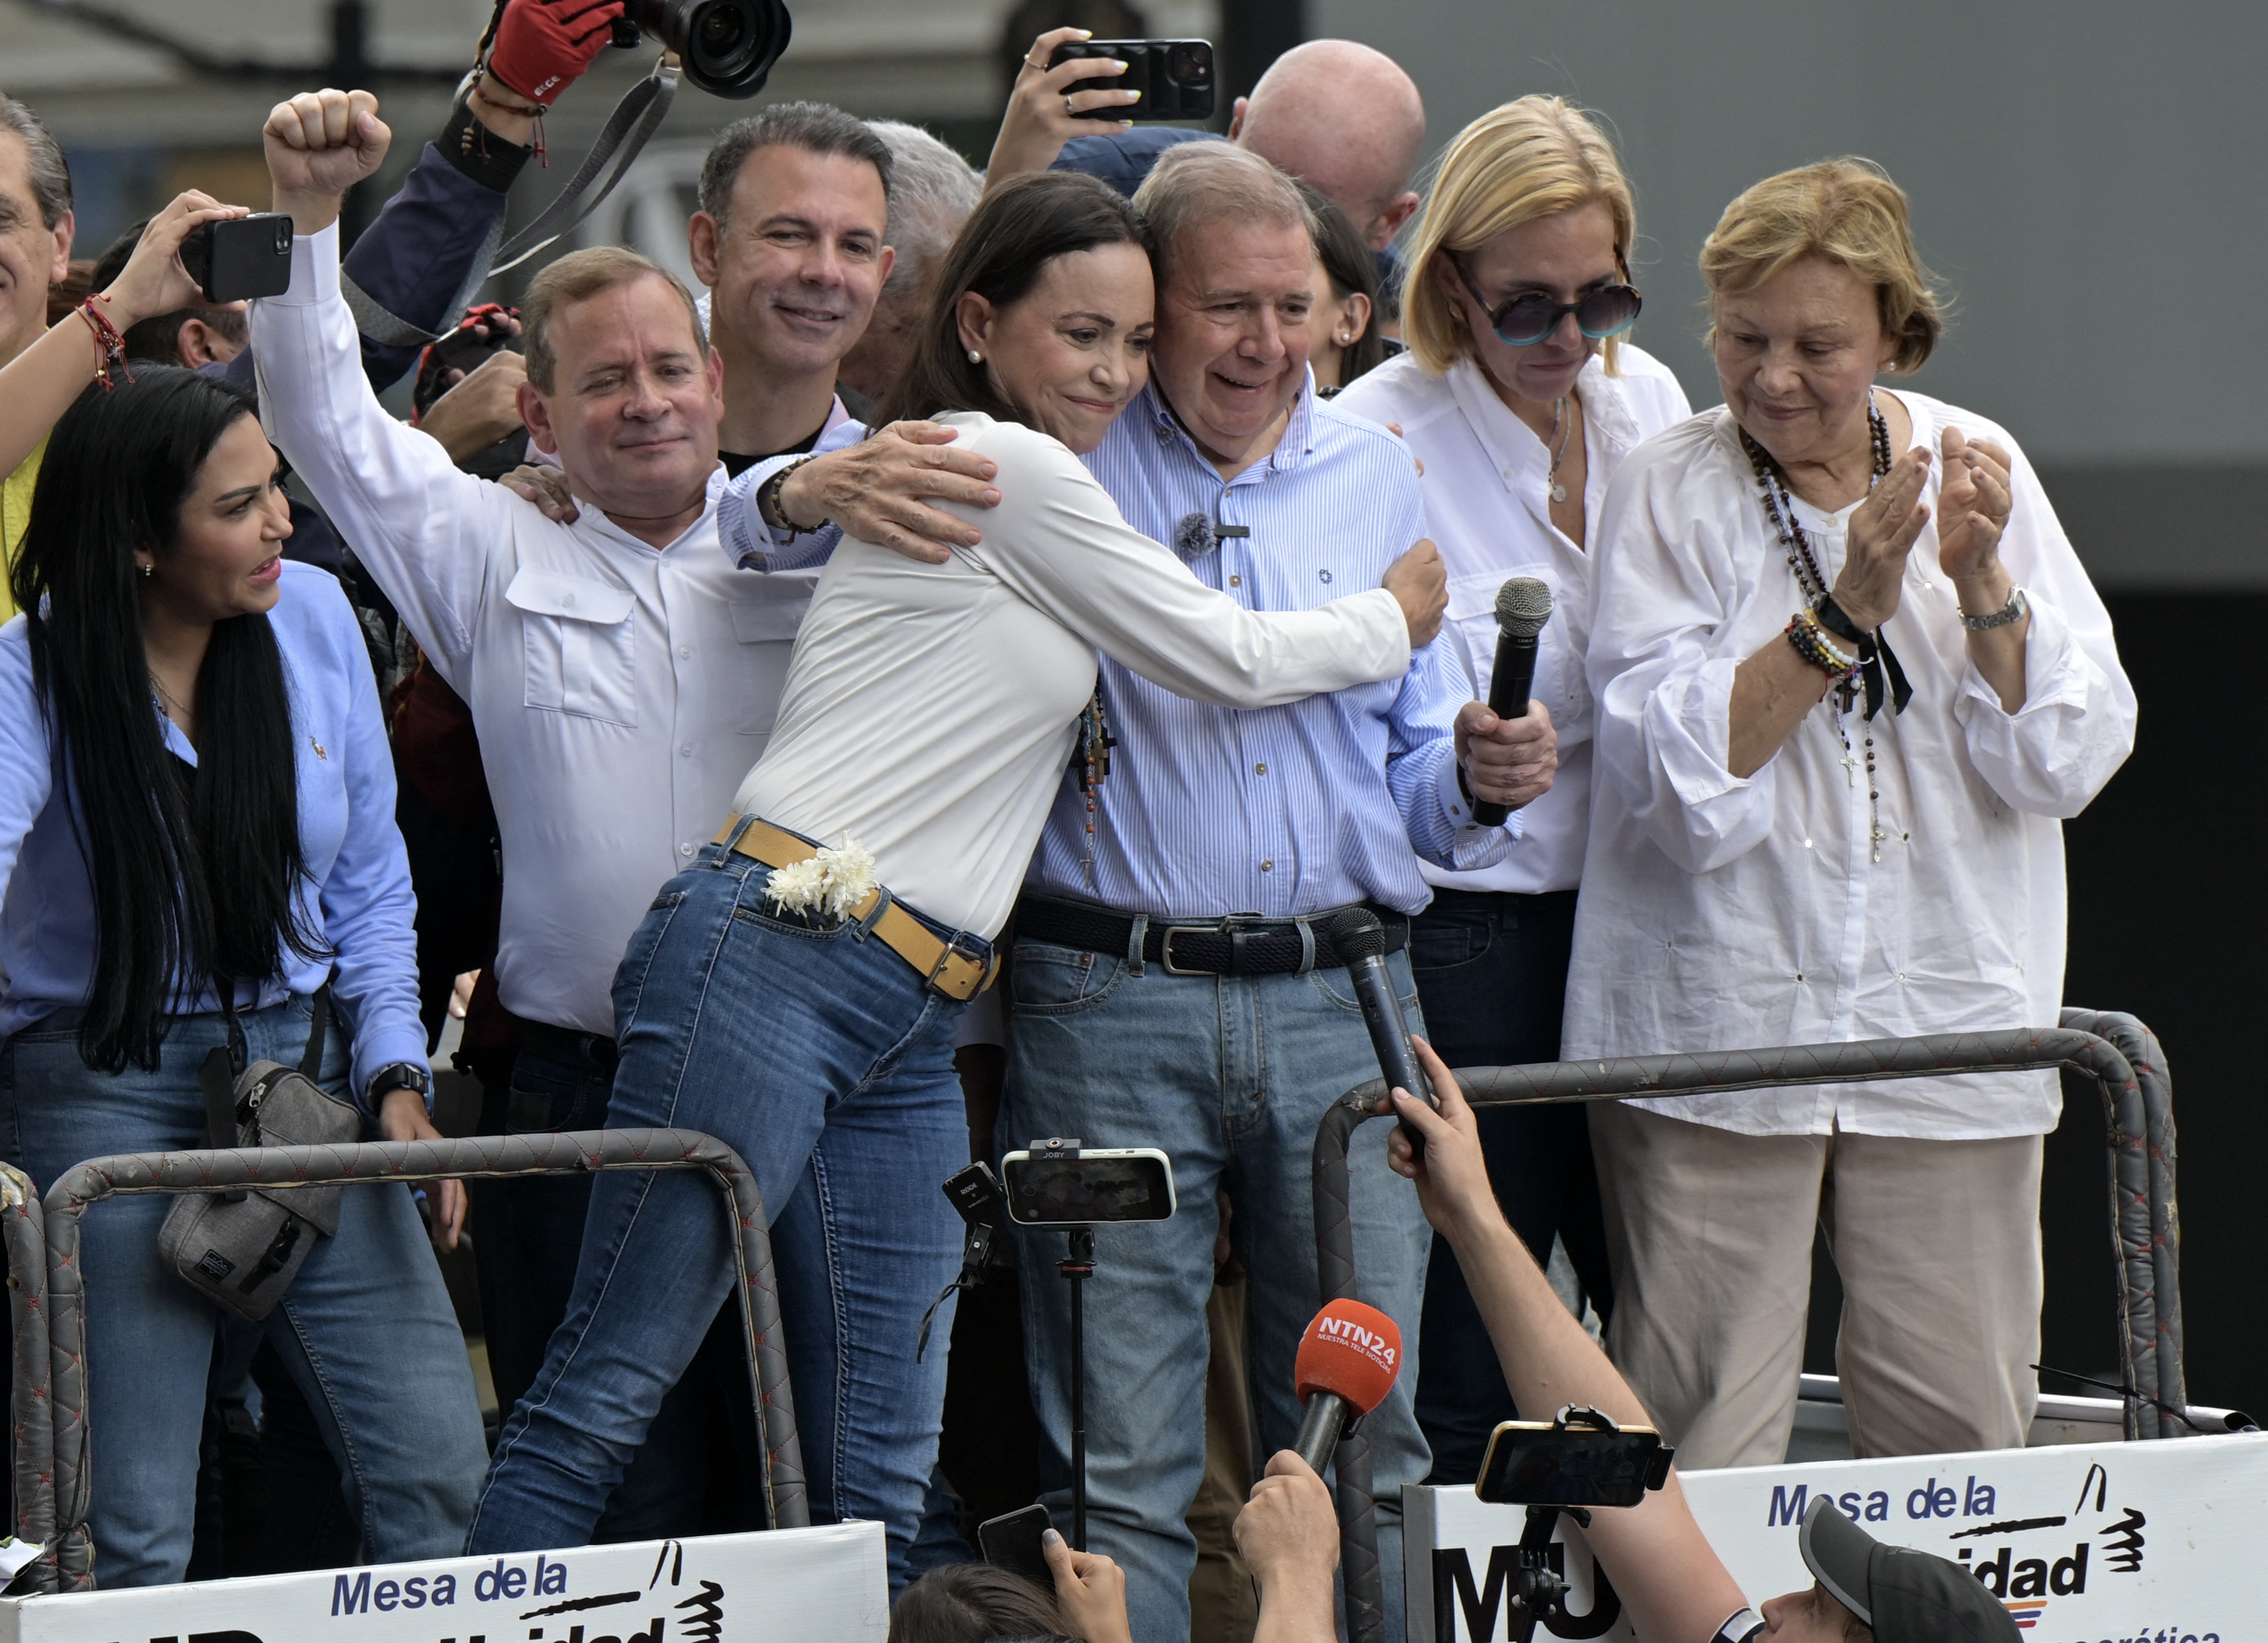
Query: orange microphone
1292 1299 1403 1473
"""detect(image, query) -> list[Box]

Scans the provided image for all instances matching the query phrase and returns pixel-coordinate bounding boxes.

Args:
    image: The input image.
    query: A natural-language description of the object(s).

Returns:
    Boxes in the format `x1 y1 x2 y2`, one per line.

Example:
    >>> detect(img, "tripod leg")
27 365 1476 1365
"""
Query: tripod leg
1071 1265 1086 1550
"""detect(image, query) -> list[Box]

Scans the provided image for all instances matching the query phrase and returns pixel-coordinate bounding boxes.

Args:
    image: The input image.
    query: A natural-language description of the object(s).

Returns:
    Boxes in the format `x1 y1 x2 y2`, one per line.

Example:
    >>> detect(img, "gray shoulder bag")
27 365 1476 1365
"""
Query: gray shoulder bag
158 988 362 1321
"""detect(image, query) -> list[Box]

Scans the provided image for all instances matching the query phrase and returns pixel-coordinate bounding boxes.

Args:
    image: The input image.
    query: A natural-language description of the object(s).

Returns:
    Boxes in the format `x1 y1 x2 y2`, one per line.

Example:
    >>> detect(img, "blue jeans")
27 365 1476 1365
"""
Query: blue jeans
1405 888 1613 1484
0 995 488 1587
1001 931 1433 1643
465 837 978 1591
470 1038 754 1539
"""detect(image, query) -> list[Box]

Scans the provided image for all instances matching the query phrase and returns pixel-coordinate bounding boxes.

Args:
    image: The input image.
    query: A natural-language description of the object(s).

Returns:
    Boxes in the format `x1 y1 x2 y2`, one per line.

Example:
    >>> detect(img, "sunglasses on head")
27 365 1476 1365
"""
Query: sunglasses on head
1451 255 1643 348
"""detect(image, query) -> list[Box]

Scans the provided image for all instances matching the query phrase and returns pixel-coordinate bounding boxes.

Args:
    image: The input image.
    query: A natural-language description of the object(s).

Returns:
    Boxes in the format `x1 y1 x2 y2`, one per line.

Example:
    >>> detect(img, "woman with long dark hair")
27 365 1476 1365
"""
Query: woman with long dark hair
0 350 487 1582
465 170 1446 1579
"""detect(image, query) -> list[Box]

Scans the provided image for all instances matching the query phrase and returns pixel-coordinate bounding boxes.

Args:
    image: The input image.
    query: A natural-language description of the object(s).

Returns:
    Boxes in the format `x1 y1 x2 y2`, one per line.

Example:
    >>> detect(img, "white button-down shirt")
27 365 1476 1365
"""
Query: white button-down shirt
1337 347 1691 894
254 224 811 1036
1566 390 2136 1138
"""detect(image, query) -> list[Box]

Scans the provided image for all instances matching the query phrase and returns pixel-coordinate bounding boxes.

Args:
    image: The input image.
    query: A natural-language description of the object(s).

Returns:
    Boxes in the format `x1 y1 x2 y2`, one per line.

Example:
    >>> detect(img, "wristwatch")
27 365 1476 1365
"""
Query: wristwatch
1960 586 2029 631
368 1061 432 1106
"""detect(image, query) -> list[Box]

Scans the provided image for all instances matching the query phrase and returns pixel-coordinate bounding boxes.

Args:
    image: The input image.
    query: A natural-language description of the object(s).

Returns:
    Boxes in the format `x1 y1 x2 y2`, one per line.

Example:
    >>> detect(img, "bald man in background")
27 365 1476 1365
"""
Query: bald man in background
1036 37 1425 303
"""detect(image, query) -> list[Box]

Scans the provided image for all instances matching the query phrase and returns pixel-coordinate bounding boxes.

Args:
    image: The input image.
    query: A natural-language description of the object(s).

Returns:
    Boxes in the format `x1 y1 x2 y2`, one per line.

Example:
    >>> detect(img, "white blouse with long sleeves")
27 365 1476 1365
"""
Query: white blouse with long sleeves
1336 347 1692 894
1564 389 2135 1139
733 412 1411 939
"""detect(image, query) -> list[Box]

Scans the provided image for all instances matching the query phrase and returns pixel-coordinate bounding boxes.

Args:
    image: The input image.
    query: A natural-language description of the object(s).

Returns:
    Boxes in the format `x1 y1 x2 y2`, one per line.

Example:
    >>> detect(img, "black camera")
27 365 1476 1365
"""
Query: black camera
179 213 295 304
614 0 792 100
1049 38 1215 123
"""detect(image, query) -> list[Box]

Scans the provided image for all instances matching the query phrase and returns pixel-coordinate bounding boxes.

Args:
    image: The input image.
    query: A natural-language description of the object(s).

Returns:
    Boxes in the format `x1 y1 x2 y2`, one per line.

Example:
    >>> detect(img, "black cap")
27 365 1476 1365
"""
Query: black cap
1798 1496 2020 1643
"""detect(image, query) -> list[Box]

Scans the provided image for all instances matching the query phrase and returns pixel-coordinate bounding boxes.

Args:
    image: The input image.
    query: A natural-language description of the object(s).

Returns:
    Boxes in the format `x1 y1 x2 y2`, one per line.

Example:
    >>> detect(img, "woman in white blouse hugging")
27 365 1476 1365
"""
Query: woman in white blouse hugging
1336 95 1690 1486
468 170 1449 1583
1568 158 2134 1471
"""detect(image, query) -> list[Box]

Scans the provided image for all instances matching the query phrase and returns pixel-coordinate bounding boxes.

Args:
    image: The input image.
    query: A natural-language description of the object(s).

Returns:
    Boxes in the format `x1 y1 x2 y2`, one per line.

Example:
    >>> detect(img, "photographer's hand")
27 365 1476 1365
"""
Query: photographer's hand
1387 1042 1750 1643
265 89 393 234
0 187 242 475
1236 1451 1341 1643
101 191 251 328
1040 1528 1135 1643
985 27 1142 192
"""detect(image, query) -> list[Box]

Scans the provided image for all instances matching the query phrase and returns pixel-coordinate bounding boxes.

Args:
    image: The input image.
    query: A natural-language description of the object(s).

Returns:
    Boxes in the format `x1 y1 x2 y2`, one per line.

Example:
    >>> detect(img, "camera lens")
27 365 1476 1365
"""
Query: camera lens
627 0 790 98
1169 43 1212 82
697 3 746 58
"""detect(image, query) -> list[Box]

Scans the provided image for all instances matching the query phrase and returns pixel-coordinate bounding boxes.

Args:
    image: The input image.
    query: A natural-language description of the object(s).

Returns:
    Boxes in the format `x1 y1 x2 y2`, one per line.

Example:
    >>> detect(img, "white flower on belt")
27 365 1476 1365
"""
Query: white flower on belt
765 836 879 923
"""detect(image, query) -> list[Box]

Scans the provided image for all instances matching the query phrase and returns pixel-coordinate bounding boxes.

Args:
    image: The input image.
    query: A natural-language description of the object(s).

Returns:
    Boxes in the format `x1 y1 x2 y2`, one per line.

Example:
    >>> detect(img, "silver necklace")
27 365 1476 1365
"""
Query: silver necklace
1546 396 1574 503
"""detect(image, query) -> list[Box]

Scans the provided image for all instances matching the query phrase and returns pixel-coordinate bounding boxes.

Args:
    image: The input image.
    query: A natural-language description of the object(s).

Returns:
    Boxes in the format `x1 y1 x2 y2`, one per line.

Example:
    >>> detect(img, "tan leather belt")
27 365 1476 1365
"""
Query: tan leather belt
711 816 998 1002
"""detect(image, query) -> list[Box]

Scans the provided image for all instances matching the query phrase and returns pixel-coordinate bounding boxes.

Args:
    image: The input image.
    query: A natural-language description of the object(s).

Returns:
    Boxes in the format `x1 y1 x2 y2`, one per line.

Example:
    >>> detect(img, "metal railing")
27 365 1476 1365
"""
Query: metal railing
1309 1013 2180 1643
6 1128 803 1593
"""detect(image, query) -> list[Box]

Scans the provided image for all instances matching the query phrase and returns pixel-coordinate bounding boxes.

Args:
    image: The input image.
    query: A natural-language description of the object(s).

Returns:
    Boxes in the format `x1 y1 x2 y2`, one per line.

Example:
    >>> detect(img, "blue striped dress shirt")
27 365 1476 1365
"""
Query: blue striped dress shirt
1025 380 1515 918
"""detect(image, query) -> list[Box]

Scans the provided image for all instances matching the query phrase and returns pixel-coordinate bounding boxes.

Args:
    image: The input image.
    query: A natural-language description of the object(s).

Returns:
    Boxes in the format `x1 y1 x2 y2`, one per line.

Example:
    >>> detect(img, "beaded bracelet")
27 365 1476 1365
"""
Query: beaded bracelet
1786 607 1860 680
75 294 132 391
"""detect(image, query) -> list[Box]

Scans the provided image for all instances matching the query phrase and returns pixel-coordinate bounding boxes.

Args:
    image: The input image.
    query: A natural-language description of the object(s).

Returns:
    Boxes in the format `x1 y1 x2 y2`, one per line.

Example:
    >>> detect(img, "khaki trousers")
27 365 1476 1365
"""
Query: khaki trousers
1589 1102 2044 1469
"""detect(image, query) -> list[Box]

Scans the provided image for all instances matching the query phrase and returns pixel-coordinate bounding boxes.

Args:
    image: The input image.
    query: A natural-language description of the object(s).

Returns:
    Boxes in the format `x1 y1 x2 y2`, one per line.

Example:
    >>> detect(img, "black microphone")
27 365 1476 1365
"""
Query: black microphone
1322 907 1433 1157
1471 576 1555 828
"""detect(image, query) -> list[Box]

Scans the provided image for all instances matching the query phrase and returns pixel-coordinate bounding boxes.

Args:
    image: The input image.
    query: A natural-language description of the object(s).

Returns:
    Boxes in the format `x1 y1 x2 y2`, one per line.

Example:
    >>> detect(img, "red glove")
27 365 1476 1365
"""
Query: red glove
486 0 625 107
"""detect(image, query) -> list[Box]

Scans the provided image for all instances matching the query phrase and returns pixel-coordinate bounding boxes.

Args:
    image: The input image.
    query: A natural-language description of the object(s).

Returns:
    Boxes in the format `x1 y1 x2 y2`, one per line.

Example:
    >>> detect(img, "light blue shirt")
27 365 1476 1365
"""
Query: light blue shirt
0 561 428 1108
1028 381 1510 917
727 380 1513 919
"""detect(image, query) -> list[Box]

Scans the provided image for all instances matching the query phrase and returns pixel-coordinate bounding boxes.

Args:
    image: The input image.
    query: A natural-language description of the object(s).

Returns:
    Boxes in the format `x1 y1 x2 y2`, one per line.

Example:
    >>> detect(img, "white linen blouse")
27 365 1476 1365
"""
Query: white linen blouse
1336 347 1692 894
1564 389 2135 1138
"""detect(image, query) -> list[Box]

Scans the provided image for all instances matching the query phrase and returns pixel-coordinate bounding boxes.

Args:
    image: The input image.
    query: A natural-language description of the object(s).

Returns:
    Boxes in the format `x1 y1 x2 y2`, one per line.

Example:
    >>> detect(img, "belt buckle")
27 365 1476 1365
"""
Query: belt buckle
1159 924 1217 976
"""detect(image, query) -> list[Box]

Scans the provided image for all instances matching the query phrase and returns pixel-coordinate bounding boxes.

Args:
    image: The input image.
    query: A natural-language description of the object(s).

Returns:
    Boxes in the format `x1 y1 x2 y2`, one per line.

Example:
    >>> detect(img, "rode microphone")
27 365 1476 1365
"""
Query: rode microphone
1293 1299 1403 1473
1322 906 1433 1157
1471 577 1555 828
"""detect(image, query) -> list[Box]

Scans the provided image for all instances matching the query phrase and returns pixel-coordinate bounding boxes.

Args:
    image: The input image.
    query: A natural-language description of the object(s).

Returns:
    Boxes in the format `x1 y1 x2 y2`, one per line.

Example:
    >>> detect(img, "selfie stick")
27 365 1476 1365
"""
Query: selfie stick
1061 1224 1096 1550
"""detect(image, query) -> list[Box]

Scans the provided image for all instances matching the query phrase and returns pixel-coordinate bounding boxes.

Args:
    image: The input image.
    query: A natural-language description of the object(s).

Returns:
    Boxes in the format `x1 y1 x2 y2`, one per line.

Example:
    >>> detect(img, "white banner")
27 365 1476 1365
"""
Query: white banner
0 1522 887 1643
1408 1432 2268 1643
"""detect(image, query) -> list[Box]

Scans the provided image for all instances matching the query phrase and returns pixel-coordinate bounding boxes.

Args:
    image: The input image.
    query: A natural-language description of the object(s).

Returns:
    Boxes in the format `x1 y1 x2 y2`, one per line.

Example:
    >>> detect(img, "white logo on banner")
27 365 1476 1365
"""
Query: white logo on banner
1406 1432 2268 1642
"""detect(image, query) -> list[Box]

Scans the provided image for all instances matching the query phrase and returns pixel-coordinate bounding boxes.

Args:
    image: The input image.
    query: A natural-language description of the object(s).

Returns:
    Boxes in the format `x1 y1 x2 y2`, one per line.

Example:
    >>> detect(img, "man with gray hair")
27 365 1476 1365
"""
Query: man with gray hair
838 121 981 406
746 136 1556 1642
0 94 74 622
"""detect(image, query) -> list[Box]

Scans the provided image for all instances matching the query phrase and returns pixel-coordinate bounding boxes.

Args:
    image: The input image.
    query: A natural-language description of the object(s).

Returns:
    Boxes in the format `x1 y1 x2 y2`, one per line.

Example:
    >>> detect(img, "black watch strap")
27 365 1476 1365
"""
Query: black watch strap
368 1061 431 1104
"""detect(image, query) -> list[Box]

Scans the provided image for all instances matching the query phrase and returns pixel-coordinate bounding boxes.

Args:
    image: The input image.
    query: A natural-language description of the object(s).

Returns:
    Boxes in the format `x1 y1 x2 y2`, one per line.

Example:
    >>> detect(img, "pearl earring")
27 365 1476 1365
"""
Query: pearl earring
138 563 153 579
967 348 982 364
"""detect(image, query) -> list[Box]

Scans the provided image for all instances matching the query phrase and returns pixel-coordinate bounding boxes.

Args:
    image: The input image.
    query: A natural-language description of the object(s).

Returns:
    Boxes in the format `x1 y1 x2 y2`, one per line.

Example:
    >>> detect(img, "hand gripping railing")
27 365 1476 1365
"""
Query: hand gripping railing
10 1128 803 1594
1310 1018 2178 1643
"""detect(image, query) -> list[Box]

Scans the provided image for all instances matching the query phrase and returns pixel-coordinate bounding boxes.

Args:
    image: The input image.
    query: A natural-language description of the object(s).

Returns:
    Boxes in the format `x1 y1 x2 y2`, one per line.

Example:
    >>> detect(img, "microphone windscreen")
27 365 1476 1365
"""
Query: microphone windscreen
1319 905 1386 963
1495 576 1554 639
1294 1299 1402 1415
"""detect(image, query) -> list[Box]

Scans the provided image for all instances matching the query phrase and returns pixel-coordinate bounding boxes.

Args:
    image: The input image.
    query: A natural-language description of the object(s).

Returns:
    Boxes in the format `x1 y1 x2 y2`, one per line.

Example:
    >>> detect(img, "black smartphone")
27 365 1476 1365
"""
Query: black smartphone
978 1503 1056 1588
179 213 295 303
1048 39 1216 123
1474 1421 1672 1510
998 1145 1176 1226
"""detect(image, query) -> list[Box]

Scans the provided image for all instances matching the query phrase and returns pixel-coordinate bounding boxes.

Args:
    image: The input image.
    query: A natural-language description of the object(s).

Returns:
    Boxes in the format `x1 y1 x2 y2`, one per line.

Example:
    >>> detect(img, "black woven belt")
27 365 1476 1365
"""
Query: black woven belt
1013 895 1409 976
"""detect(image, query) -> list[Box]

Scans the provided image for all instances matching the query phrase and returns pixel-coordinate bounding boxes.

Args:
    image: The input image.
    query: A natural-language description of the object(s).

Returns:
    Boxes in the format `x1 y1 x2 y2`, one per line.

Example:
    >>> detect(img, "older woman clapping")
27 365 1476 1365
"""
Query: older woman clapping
1568 159 2134 1469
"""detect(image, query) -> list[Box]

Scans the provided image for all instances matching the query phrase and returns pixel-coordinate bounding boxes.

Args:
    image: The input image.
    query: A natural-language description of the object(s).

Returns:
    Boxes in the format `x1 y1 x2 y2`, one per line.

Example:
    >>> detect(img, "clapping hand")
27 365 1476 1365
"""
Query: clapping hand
265 89 391 233
1827 443 1932 631
1936 425 2014 592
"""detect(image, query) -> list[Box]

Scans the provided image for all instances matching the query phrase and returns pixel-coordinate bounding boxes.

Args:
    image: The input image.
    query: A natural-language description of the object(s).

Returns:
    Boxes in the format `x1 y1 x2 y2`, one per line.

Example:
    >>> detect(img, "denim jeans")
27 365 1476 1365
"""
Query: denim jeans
469 1037 754 1540
1001 933 1434 1643
0 995 488 1587
465 836 979 1591
1405 888 1613 1484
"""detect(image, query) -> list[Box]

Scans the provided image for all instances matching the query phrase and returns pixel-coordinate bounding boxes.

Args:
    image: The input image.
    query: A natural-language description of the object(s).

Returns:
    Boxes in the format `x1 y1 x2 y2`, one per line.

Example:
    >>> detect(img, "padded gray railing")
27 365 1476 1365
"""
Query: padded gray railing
5 1128 801 1593
1310 1012 2181 1643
